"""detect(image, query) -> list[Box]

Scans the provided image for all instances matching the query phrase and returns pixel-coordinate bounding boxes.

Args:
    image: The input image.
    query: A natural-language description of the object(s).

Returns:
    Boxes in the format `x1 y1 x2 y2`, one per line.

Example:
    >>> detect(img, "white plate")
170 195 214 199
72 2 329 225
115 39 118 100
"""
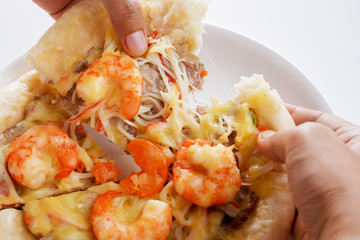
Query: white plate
0 24 331 113
199 24 332 113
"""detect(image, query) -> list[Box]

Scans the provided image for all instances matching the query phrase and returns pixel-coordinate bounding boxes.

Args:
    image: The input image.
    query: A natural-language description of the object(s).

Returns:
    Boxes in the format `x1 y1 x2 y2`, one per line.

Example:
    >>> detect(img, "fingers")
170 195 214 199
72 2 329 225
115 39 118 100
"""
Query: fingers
257 130 284 163
257 122 339 164
32 0 82 19
293 216 308 240
102 0 148 57
258 122 360 239
34 0 148 57
286 103 356 131
286 104 360 152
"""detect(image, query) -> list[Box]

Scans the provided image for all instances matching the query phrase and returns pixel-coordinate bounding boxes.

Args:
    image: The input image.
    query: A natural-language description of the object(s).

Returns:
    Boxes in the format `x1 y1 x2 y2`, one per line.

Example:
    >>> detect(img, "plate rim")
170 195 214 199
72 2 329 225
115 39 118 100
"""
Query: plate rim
202 22 332 114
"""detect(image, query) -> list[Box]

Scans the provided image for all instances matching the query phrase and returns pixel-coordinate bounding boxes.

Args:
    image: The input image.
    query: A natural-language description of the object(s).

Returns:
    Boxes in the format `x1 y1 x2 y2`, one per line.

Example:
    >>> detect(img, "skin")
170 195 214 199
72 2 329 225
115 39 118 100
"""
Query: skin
32 0 148 57
257 104 360 240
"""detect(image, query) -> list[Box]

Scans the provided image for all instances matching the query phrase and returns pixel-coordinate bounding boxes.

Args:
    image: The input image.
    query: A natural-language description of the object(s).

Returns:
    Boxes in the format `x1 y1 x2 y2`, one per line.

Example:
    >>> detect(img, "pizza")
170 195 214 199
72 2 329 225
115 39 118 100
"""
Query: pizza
0 0 295 239
0 70 122 204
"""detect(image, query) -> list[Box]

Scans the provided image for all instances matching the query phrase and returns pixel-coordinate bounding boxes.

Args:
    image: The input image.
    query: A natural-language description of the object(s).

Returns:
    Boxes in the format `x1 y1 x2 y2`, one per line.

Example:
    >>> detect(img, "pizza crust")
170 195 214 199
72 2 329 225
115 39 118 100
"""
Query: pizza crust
0 209 35 239
26 0 208 83
0 70 52 209
139 0 208 55
234 74 295 131
26 0 111 82
229 75 295 240
0 147 24 208
227 172 294 240
0 70 42 134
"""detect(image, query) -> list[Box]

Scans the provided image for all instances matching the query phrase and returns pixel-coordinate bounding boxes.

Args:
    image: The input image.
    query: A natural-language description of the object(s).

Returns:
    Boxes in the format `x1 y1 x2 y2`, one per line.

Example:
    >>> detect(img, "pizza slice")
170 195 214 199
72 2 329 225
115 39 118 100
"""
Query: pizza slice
0 71 121 208
26 0 209 149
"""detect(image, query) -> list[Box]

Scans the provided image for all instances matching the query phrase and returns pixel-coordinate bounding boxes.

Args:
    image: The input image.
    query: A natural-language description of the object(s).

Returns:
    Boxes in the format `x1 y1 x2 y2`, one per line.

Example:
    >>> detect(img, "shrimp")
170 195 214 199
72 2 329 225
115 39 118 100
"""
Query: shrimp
76 53 143 120
7 125 79 190
91 190 172 240
120 139 168 197
173 139 241 208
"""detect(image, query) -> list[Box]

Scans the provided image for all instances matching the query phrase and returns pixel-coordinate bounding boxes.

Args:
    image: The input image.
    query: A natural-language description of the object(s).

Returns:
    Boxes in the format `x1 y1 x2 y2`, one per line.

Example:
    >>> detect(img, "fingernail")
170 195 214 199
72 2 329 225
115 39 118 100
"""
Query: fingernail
125 30 147 56
259 130 275 139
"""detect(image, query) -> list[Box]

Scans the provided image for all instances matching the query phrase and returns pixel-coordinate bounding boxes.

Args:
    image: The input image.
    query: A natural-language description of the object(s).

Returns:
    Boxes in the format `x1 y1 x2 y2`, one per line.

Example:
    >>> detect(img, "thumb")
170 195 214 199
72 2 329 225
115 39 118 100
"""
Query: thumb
102 0 148 57
257 130 287 163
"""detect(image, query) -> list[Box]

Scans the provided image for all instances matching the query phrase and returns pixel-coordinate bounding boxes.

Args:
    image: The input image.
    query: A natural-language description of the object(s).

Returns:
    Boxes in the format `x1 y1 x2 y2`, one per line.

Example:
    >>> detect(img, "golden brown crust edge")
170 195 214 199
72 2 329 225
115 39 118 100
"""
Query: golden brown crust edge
227 173 294 240
0 70 47 209
229 75 296 240
0 209 36 239
25 0 208 82
0 70 42 134
25 0 111 82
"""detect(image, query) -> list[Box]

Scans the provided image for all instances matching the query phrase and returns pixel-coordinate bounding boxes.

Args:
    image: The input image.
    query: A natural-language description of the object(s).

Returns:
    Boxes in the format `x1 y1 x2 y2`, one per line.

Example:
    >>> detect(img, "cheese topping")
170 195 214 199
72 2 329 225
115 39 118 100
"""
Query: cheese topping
23 182 122 240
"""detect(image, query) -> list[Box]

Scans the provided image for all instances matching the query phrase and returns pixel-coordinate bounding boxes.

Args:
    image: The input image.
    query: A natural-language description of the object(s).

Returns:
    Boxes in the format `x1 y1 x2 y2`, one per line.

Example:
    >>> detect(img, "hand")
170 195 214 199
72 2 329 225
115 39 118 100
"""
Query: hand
257 104 360 240
33 0 148 57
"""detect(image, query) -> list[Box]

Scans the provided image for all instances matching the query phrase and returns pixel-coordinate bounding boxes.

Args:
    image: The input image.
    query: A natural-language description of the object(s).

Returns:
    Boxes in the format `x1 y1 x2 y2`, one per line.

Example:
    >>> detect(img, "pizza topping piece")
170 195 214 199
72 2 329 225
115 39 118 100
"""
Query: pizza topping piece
23 182 122 239
120 139 169 197
76 53 143 120
92 161 121 184
7 125 81 189
173 139 242 208
91 191 172 240
183 55 206 90
219 186 259 228
0 180 9 197
0 87 72 146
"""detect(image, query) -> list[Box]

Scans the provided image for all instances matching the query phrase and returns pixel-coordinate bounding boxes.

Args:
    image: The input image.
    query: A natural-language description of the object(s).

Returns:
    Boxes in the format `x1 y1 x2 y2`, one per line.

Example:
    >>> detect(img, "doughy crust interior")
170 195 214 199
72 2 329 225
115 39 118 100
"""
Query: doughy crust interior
0 70 42 134
0 208 36 239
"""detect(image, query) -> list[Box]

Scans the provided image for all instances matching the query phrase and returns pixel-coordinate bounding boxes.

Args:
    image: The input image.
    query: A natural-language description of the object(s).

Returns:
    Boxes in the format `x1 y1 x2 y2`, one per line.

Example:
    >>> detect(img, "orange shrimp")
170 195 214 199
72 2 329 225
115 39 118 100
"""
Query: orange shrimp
173 139 242 208
120 139 168 197
7 125 79 190
76 53 143 120
91 190 172 240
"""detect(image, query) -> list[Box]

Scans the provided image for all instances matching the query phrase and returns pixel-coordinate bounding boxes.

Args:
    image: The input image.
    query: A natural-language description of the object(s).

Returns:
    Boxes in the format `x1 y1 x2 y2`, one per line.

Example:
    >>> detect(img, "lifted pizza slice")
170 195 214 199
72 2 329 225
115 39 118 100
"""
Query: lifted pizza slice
26 0 209 149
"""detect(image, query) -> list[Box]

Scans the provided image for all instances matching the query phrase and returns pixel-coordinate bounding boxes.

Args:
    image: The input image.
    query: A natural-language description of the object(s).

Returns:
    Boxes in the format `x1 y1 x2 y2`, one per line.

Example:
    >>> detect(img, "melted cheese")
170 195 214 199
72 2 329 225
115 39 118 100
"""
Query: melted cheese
145 87 202 149
23 182 122 240
110 195 149 225
233 104 258 162
1 88 109 203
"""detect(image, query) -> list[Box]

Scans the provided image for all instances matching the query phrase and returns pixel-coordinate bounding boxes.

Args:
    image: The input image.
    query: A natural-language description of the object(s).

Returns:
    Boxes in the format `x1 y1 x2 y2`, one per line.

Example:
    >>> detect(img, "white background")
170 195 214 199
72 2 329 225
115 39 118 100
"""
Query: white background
0 0 359 125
